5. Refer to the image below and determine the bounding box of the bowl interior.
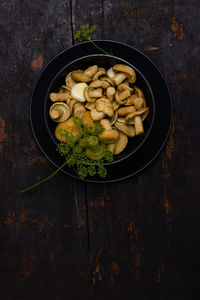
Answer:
[45,55,155,164]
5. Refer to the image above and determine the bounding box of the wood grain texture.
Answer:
[0,0,200,299]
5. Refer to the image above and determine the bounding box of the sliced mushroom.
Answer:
[93,69,106,81]
[55,117,81,142]
[50,92,71,102]
[133,97,144,110]
[59,85,71,93]
[71,83,88,102]
[125,107,149,135]
[65,71,78,89]
[84,65,98,77]
[82,111,94,127]
[49,102,71,122]
[108,143,116,154]
[134,86,146,106]
[113,72,127,86]
[115,121,135,137]
[113,64,136,83]
[106,87,116,101]
[88,88,103,98]
[100,77,114,86]
[117,82,133,93]
[84,86,96,103]
[115,89,131,105]
[114,132,128,155]
[85,102,96,110]
[113,101,120,111]
[96,98,114,117]
[125,94,138,106]
[107,67,117,80]
[118,106,136,116]
[71,71,92,83]
[89,80,104,88]
[110,111,118,125]
[91,108,105,121]
[99,129,119,143]
[100,119,112,131]
[73,102,86,119]
[68,99,77,112]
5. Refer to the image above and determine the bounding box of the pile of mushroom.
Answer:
[49,64,149,157]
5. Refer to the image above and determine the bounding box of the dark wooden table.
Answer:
[1,0,200,299]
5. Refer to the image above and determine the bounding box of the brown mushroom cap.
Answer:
[91,109,105,121]
[100,119,112,131]
[125,107,149,121]
[55,117,81,142]
[49,102,71,122]
[65,71,78,89]
[93,69,106,81]
[71,72,92,83]
[84,65,98,77]
[99,129,119,143]
[82,111,94,127]
[118,106,136,116]
[114,132,128,154]
[113,64,136,83]
[115,122,135,137]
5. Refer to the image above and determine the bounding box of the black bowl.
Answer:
[45,54,155,164]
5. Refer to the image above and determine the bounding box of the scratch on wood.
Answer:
[18,255,35,280]
[0,115,8,150]
[32,217,53,232]
[166,115,175,161]
[171,16,184,40]
[5,205,27,232]
[31,54,44,69]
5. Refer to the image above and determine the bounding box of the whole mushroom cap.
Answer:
[112,64,136,83]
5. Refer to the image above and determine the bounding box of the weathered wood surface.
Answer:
[0,0,200,299]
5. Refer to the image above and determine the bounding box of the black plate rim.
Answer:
[30,40,173,183]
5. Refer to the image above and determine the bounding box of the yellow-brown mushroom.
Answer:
[125,107,149,135]
[96,98,114,117]
[113,64,136,83]
[55,117,81,142]
[50,92,71,102]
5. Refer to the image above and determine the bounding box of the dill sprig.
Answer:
[20,117,113,192]
[74,24,111,55]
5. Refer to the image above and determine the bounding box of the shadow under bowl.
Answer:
[45,54,155,165]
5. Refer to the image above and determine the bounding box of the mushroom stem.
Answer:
[113,72,127,86]
[88,88,103,98]
[119,89,131,101]
[134,116,144,135]
[50,109,63,120]
[50,93,70,102]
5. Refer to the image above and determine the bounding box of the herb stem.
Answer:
[20,160,68,193]
[88,38,110,55]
